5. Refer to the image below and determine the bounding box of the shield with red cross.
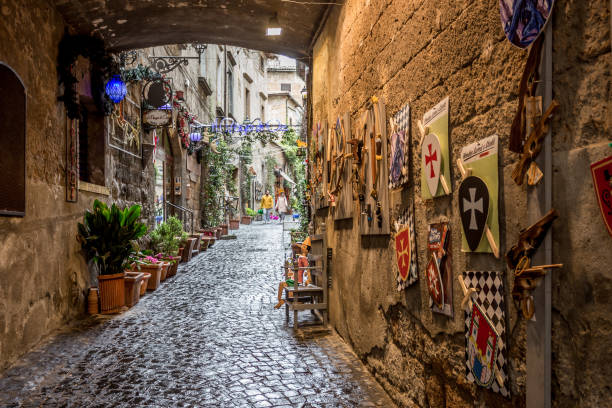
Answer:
[426,255,444,309]
[591,155,612,237]
[422,133,442,196]
[395,226,412,281]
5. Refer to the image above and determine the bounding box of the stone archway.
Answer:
[52,0,331,57]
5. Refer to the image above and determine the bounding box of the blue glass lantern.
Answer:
[105,75,127,103]
[189,132,202,142]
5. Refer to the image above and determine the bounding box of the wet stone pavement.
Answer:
[0,223,395,408]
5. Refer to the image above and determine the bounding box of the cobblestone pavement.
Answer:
[0,223,395,408]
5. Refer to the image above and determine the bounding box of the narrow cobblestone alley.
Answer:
[0,224,394,408]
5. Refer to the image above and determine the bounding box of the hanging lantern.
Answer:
[105,75,127,103]
[190,132,202,142]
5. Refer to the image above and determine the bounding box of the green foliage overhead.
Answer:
[77,200,147,276]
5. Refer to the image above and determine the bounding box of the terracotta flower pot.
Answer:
[124,272,144,308]
[98,272,126,314]
[200,238,209,251]
[178,247,185,263]
[220,224,228,236]
[229,219,240,230]
[166,259,178,277]
[160,262,170,281]
[138,263,162,290]
[140,273,151,296]
[241,216,252,225]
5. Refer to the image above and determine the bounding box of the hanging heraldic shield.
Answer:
[467,301,499,387]
[459,177,490,251]
[426,255,444,309]
[422,133,442,197]
[463,271,509,397]
[590,155,612,237]
[500,0,555,49]
[459,135,499,253]
[421,97,451,199]
[394,205,418,290]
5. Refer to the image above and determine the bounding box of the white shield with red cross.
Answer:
[422,133,442,196]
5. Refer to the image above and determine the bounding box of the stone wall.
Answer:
[311,0,611,407]
[0,0,105,372]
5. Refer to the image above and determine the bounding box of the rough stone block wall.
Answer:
[312,0,611,407]
[0,0,97,371]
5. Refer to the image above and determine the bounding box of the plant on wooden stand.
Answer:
[77,200,147,313]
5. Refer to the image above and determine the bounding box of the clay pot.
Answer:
[200,238,209,251]
[241,216,252,225]
[98,272,126,314]
[160,262,169,281]
[140,273,151,296]
[138,263,162,290]
[124,272,144,308]
[87,287,99,315]
[220,224,228,236]
[229,219,240,230]
[178,247,184,263]
[166,259,178,277]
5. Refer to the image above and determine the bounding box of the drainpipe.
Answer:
[526,21,553,408]
[285,97,288,126]
[224,45,227,116]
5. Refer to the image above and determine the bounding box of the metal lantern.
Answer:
[105,75,127,103]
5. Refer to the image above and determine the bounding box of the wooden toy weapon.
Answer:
[511,100,559,186]
[505,208,558,269]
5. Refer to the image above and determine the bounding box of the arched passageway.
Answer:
[53,0,331,57]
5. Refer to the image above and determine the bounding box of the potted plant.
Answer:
[135,255,163,290]
[77,200,147,314]
[242,208,255,225]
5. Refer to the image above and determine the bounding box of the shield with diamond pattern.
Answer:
[459,176,489,251]
[462,271,508,397]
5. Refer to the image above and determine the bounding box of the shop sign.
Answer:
[143,109,172,126]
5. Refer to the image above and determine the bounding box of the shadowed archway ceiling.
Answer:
[53,0,332,57]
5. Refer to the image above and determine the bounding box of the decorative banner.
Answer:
[394,205,418,290]
[389,102,410,189]
[425,256,444,309]
[500,0,555,49]
[421,97,451,199]
[459,135,500,253]
[428,223,453,316]
[422,133,442,197]
[459,176,490,251]
[590,155,612,237]
[463,271,509,397]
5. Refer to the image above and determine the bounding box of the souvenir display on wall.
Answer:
[393,204,418,291]
[420,97,451,199]
[457,135,500,257]
[66,118,79,202]
[590,155,612,237]
[500,0,555,49]
[332,113,354,220]
[511,100,559,185]
[506,209,562,319]
[461,271,509,397]
[313,121,329,210]
[389,102,410,189]
[427,223,453,316]
[359,96,390,236]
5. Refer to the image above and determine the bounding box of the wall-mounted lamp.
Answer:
[266,13,282,36]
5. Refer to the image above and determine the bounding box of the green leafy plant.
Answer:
[77,200,147,276]
[150,216,188,255]
[245,207,257,217]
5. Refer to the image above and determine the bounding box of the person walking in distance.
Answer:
[275,190,289,224]
[260,190,273,223]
